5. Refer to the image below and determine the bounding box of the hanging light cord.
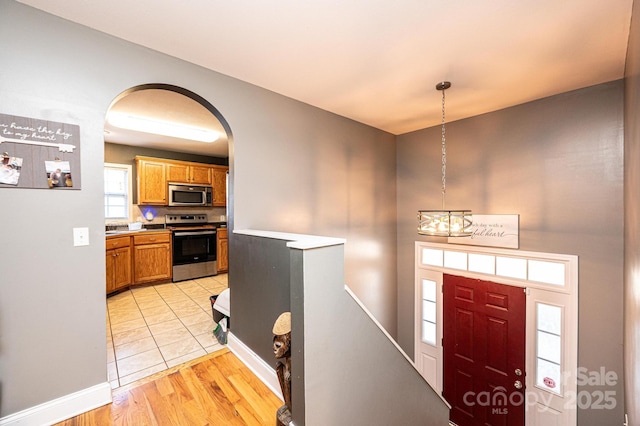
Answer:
[440,85,447,210]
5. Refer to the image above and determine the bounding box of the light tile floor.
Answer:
[106,274,228,389]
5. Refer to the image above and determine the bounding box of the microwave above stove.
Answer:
[168,183,212,207]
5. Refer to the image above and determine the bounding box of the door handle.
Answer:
[514,380,523,390]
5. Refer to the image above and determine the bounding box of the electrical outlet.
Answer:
[73,227,89,246]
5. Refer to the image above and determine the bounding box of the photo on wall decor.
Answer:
[45,160,73,188]
[0,155,23,185]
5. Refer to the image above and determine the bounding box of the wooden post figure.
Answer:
[273,312,292,426]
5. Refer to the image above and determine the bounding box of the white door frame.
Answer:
[414,241,578,426]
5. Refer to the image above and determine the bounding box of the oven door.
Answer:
[172,230,217,265]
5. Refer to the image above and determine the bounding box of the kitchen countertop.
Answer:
[105,223,226,237]
[105,229,171,237]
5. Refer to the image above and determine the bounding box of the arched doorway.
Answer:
[103,84,234,389]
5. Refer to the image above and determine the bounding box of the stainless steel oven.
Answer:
[166,214,217,282]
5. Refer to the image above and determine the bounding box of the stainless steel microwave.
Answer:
[168,183,212,207]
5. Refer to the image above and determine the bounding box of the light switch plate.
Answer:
[73,227,89,246]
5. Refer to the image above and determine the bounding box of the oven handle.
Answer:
[173,231,217,237]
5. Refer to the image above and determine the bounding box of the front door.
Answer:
[443,274,526,426]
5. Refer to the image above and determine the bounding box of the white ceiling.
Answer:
[18,0,633,139]
[105,88,230,157]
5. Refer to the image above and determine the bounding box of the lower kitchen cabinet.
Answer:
[106,236,132,294]
[133,232,172,284]
[217,227,228,273]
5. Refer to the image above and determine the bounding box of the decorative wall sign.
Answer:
[0,113,81,189]
[448,214,520,249]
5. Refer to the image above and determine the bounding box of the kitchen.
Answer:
[105,154,229,293]
[103,85,230,388]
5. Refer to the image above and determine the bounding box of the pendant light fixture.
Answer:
[417,81,473,237]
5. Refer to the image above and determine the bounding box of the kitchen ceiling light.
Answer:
[108,112,220,143]
[418,81,473,237]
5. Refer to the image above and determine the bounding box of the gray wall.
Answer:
[105,142,228,167]
[624,0,640,424]
[230,235,292,365]
[0,0,397,418]
[397,82,625,425]
[297,243,449,425]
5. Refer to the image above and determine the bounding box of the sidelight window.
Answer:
[536,302,563,395]
[421,279,437,346]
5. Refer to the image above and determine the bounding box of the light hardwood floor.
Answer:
[55,349,283,426]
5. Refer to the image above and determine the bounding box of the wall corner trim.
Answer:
[0,382,112,426]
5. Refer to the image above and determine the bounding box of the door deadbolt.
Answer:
[514,380,523,390]
[515,368,522,376]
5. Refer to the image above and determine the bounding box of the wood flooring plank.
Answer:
[234,398,268,426]
[142,380,190,426]
[165,370,196,405]
[180,365,236,425]
[123,386,159,426]
[154,374,175,397]
[193,358,241,404]
[180,399,214,426]
[190,361,247,425]
[227,372,278,424]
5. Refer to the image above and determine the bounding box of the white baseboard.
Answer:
[227,332,283,401]
[0,382,112,426]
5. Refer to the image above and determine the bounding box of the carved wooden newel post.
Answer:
[273,312,292,426]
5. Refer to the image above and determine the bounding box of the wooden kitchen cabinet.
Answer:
[133,232,172,284]
[217,227,228,273]
[212,166,228,206]
[136,157,167,205]
[136,156,226,205]
[166,162,190,183]
[106,236,132,294]
[190,164,213,185]
[167,161,212,185]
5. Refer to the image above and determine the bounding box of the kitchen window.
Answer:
[104,163,132,220]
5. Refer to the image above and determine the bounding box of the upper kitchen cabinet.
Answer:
[167,161,212,185]
[136,157,167,205]
[212,166,227,206]
[135,155,227,206]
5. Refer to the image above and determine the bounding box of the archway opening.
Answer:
[103,83,234,389]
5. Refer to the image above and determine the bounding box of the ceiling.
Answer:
[105,88,230,157]
[18,0,634,143]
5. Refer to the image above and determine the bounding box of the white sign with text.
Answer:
[448,214,519,249]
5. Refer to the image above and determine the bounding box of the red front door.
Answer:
[443,274,526,426]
